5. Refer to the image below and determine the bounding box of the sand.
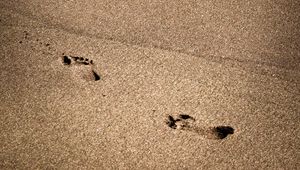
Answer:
[0,0,299,169]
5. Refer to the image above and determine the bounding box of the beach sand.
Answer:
[0,1,299,169]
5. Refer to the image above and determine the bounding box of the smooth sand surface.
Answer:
[1,1,299,169]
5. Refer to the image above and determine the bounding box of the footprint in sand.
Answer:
[165,114,234,140]
[61,54,100,82]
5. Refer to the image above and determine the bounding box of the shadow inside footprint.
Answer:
[211,126,235,139]
[166,115,177,129]
[92,70,101,81]
[178,114,195,120]
[63,56,71,65]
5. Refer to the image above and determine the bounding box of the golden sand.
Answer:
[0,1,299,169]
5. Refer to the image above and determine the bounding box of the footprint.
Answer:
[18,31,100,82]
[165,114,234,140]
[61,55,100,81]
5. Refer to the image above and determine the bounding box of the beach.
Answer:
[0,1,299,169]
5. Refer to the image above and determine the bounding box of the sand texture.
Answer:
[0,1,299,169]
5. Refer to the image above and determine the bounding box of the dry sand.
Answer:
[0,0,299,169]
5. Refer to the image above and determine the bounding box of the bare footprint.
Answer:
[61,55,100,82]
[165,114,234,140]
